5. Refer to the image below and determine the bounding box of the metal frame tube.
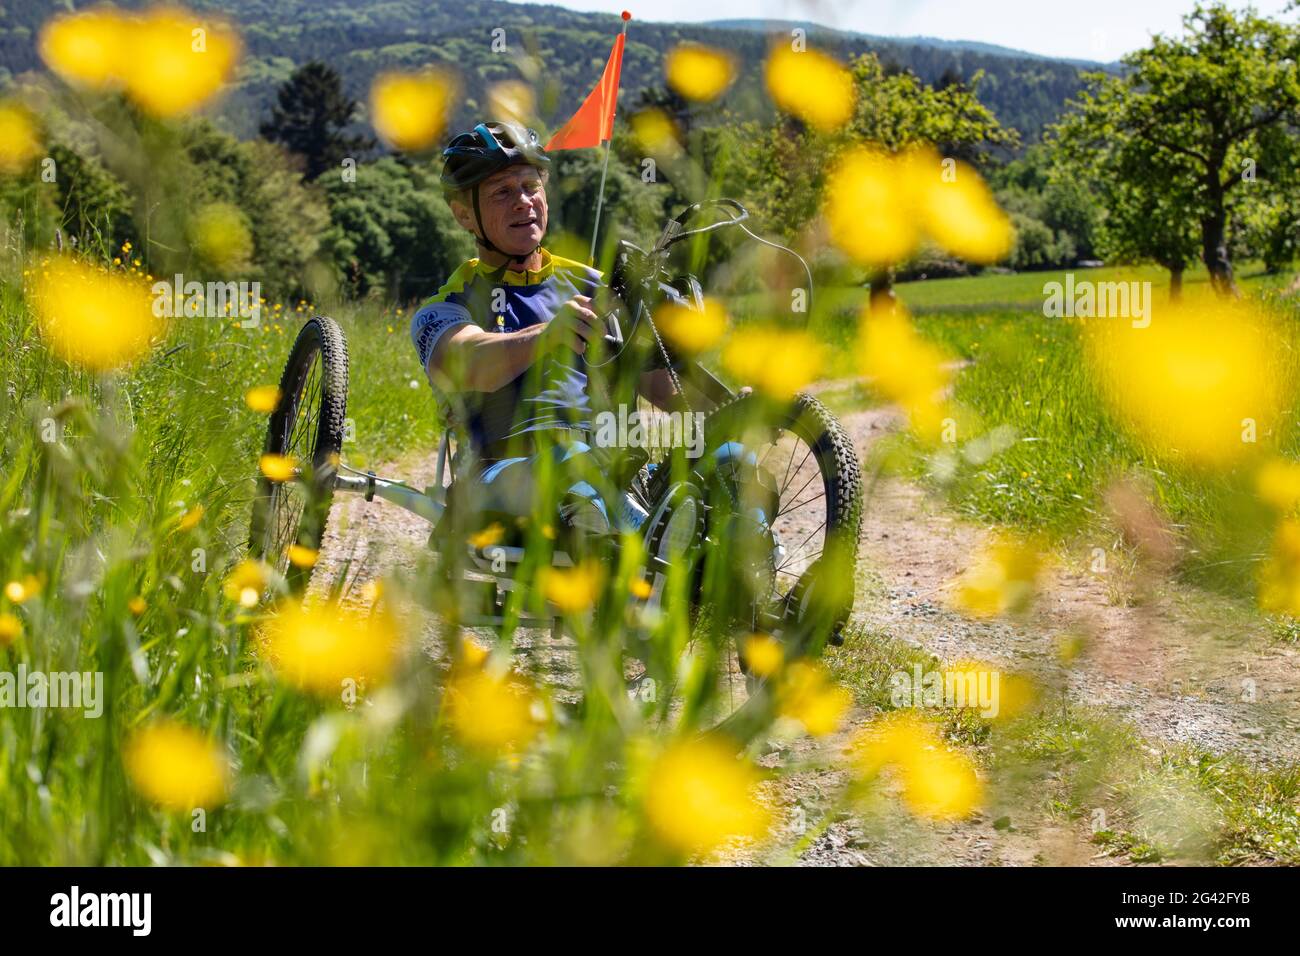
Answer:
[333,472,444,524]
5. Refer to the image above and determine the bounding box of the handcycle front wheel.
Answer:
[657,391,863,650]
[247,315,349,594]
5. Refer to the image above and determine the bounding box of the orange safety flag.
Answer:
[545,33,626,150]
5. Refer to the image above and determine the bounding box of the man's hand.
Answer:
[545,295,603,355]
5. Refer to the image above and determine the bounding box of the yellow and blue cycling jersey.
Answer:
[410,248,603,459]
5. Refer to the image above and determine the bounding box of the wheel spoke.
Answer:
[776,490,825,520]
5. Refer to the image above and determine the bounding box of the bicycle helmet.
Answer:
[441,121,550,191]
[442,122,551,265]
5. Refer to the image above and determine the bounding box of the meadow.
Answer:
[6,1,1300,869]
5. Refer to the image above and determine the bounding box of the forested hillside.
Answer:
[0,0,1103,143]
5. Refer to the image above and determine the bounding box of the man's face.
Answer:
[453,165,548,257]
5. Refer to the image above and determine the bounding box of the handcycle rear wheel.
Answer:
[247,316,349,595]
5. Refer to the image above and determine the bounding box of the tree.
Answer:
[322,157,475,301]
[1052,3,1300,294]
[847,54,1019,165]
[260,61,374,181]
[1096,165,1202,299]
[845,53,1019,299]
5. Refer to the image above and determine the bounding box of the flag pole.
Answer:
[589,12,631,266]
[589,139,613,265]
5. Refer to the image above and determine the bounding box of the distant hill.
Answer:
[1,0,1108,144]
[708,18,1116,68]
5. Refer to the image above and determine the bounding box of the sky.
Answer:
[513,0,1296,61]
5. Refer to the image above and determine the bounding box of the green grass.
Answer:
[873,266,1300,597]
[0,254,875,865]
[896,261,1297,313]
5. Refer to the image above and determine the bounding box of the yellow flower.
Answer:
[29,256,158,372]
[778,661,851,736]
[918,154,1013,263]
[122,8,241,118]
[629,108,682,157]
[951,535,1041,618]
[764,44,855,131]
[258,453,297,482]
[244,385,281,413]
[0,612,21,646]
[1258,518,1300,616]
[898,742,982,820]
[468,522,505,549]
[1086,298,1283,468]
[941,660,1036,721]
[850,712,980,820]
[655,297,727,353]
[222,558,270,608]
[1256,457,1300,512]
[858,303,953,440]
[261,600,401,695]
[458,640,490,669]
[665,43,736,102]
[486,80,535,127]
[722,328,824,399]
[825,145,1010,268]
[369,69,455,152]
[38,9,126,91]
[629,577,653,600]
[643,737,771,855]
[177,504,205,531]
[124,721,229,810]
[741,634,784,678]
[444,669,541,753]
[190,202,251,270]
[127,595,148,616]
[542,561,604,613]
[286,544,318,568]
[824,147,920,268]
[0,101,42,174]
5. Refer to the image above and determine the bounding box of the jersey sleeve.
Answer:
[411,300,474,369]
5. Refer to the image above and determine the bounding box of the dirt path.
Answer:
[310,391,1300,865]
[840,405,1300,768]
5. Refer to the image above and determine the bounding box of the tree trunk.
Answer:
[1169,264,1184,302]
[1200,174,1238,296]
[869,269,897,314]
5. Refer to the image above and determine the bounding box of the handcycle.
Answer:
[247,200,863,725]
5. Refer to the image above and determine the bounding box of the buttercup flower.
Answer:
[125,721,229,810]
[765,44,855,131]
[643,737,771,855]
[666,43,737,102]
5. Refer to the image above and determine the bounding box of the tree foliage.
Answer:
[1051,2,1300,293]
[260,61,375,181]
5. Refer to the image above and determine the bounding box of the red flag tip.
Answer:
[622,10,632,20]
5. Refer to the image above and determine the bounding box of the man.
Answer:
[411,121,675,534]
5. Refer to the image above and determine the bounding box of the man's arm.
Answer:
[426,295,604,394]
[427,322,545,393]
